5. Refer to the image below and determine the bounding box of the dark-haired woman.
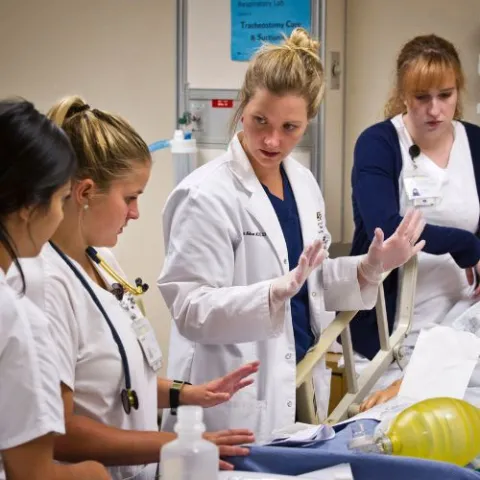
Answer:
[0,99,109,479]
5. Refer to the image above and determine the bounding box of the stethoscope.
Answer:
[49,241,149,415]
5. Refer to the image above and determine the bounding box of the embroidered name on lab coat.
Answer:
[316,211,330,247]
[243,231,267,237]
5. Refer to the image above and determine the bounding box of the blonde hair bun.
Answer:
[285,27,320,57]
[230,27,325,132]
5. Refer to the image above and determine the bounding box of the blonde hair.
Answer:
[47,95,150,190]
[231,27,325,132]
[385,34,465,119]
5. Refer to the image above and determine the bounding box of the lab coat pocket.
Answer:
[312,363,332,422]
[209,399,267,442]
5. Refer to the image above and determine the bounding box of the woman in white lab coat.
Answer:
[0,99,108,479]
[10,95,258,479]
[157,28,426,441]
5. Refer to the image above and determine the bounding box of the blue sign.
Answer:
[231,0,311,62]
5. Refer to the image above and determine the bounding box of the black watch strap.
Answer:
[169,380,192,415]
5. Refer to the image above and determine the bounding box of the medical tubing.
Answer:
[49,241,133,390]
[148,139,170,153]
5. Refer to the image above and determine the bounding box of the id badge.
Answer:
[403,175,440,205]
[413,197,436,207]
[132,317,163,372]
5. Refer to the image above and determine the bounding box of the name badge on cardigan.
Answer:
[403,175,441,207]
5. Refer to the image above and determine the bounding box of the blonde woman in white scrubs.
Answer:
[0,99,109,479]
[10,96,257,479]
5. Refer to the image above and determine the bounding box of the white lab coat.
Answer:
[0,269,64,480]
[158,134,378,441]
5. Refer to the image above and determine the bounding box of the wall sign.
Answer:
[231,0,311,61]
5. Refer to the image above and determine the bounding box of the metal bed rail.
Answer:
[296,255,418,425]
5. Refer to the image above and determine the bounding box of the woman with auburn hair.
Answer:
[349,34,480,410]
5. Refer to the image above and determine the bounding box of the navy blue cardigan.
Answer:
[349,119,480,360]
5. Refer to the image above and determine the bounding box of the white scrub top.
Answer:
[0,269,64,480]
[10,244,159,480]
[396,114,479,339]
[356,114,480,391]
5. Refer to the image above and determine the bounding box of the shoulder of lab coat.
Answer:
[158,142,285,345]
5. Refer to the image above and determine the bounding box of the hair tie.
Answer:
[67,104,90,118]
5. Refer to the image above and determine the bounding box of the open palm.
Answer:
[189,361,260,408]
[368,209,426,271]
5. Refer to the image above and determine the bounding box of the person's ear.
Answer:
[17,205,34,223]
[73,178,96,210]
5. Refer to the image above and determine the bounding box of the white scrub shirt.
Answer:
[0,269,64,480]
[10,244,159,480]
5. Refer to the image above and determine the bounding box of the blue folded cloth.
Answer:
[228,420,480,480]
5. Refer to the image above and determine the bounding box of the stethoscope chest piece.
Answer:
[121,388,139,414]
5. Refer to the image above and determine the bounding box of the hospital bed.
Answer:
[228,255,480,479]
[296,255,419,425]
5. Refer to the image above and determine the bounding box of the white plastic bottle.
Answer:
[170,129,197,185]
[160,406,219,480]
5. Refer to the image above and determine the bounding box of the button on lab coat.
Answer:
[158,135,377,440]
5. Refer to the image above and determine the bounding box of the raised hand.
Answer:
[359,209,426,284]
[270,239,328,311]
[181,362,260,408]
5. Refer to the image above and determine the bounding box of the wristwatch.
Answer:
[169,380,192,415]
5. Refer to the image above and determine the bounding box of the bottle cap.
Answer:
[170,129,197,154]
[175,406,206,433]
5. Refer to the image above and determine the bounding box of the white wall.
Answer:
[0,0,176,375]
[343,0,480,242]
[323,0,346,243]
[188,0,246,89]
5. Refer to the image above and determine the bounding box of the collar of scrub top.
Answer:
[49,241,139,415]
